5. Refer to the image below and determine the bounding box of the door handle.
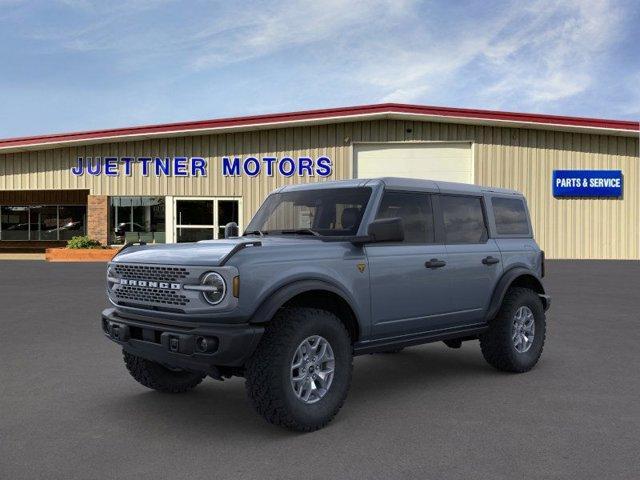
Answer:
[425,258,446,268]
[482,256,500,265]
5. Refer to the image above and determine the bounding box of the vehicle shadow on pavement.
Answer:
[95,344,494,438]
[349,345,494,398]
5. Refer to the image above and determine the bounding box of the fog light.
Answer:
[196,336,208,352]
[195,336,219,353]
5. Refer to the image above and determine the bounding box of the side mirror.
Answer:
[224,222,239,239]
[366,217,404,243]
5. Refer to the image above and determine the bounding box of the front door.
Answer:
[365,191,452,338]
[174,197,241,243]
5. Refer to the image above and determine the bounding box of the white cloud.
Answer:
[480,0,623,107]
[347,0,625,109]
[9,0,633,117]
[189,0,414,69]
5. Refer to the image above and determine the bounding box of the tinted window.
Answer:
[492,197,530,235]
[376,191,434,243]
[441,195,487,244]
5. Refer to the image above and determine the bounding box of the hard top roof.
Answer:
[278,177,521,196]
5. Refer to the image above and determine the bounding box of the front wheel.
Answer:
[123,350,206,393]
[245,308,353,432]
[479,287,546,373]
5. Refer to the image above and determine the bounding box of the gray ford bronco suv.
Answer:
[102,178,550,431]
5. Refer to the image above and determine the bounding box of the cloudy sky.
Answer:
[1,0,638,137]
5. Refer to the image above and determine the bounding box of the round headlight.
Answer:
[201,272,226,305]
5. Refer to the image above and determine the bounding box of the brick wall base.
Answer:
[87,195,109,246]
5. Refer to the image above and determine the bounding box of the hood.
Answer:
[111,236,324,266]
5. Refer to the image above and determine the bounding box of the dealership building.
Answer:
[0,103,638,259]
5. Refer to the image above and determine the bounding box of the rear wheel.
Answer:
[479,287,546,373]
[123,350,205,393]
[245,308,353,432]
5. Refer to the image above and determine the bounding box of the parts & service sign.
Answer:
[552,170,623,198]
[71,156,333,178]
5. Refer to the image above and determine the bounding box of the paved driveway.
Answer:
[1,260,638,479]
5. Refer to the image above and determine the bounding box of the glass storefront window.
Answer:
[176,227,215,243]
[110,197,165,244]
[176,200,213,225]
[1,206,31,240]
[30,206,58,240]
[0,205,86,241]
[58,206,87,240]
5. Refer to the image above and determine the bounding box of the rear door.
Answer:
[365,190,452,338]
[439,194,503,325]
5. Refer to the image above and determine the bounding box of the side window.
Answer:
[375,191,435,243]
[492,197,530,235]
[441,195,487,244]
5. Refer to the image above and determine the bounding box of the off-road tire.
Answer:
[245,308,353,432]
[479,287,546,373]
[123,350,206,393]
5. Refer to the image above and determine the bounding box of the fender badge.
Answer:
[357,263,366,273]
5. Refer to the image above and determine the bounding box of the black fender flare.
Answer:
[249,279,362,331]
[485,267,547,321]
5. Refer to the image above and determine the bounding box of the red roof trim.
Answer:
[1,103,637,149]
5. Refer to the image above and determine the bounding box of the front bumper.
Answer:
[101,308,263,371]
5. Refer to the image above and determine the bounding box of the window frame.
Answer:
[373,190,441,245]
[438,193,490,245]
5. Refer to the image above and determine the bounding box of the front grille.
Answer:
[115,285,190,307]
[114,264,190,282]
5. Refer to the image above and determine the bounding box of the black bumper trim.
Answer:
[102,308,263,370]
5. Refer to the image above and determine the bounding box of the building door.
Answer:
[354,142,473,183]
[173,197,241,243]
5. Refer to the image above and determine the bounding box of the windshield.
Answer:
[246,187,372,237]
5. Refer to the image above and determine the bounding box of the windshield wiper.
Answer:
[279,228,321,236]
[243,230,266,237]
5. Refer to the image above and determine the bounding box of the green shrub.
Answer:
[66,235,103,249]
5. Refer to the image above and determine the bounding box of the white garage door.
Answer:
[354,142,473,183]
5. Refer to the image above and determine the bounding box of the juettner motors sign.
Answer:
[552,170,623,197]
[71,156,333,177]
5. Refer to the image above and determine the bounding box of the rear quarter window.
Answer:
[491,197,530,235]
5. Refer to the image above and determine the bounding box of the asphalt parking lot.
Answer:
[1,260,639,480]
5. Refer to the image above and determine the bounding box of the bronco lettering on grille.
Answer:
[119,279,181,290]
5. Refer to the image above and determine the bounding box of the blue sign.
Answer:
[552,170,623,198]
[70,156,333,178]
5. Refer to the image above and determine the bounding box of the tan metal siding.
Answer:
[0,120,637,259]
[473,127,638,260]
